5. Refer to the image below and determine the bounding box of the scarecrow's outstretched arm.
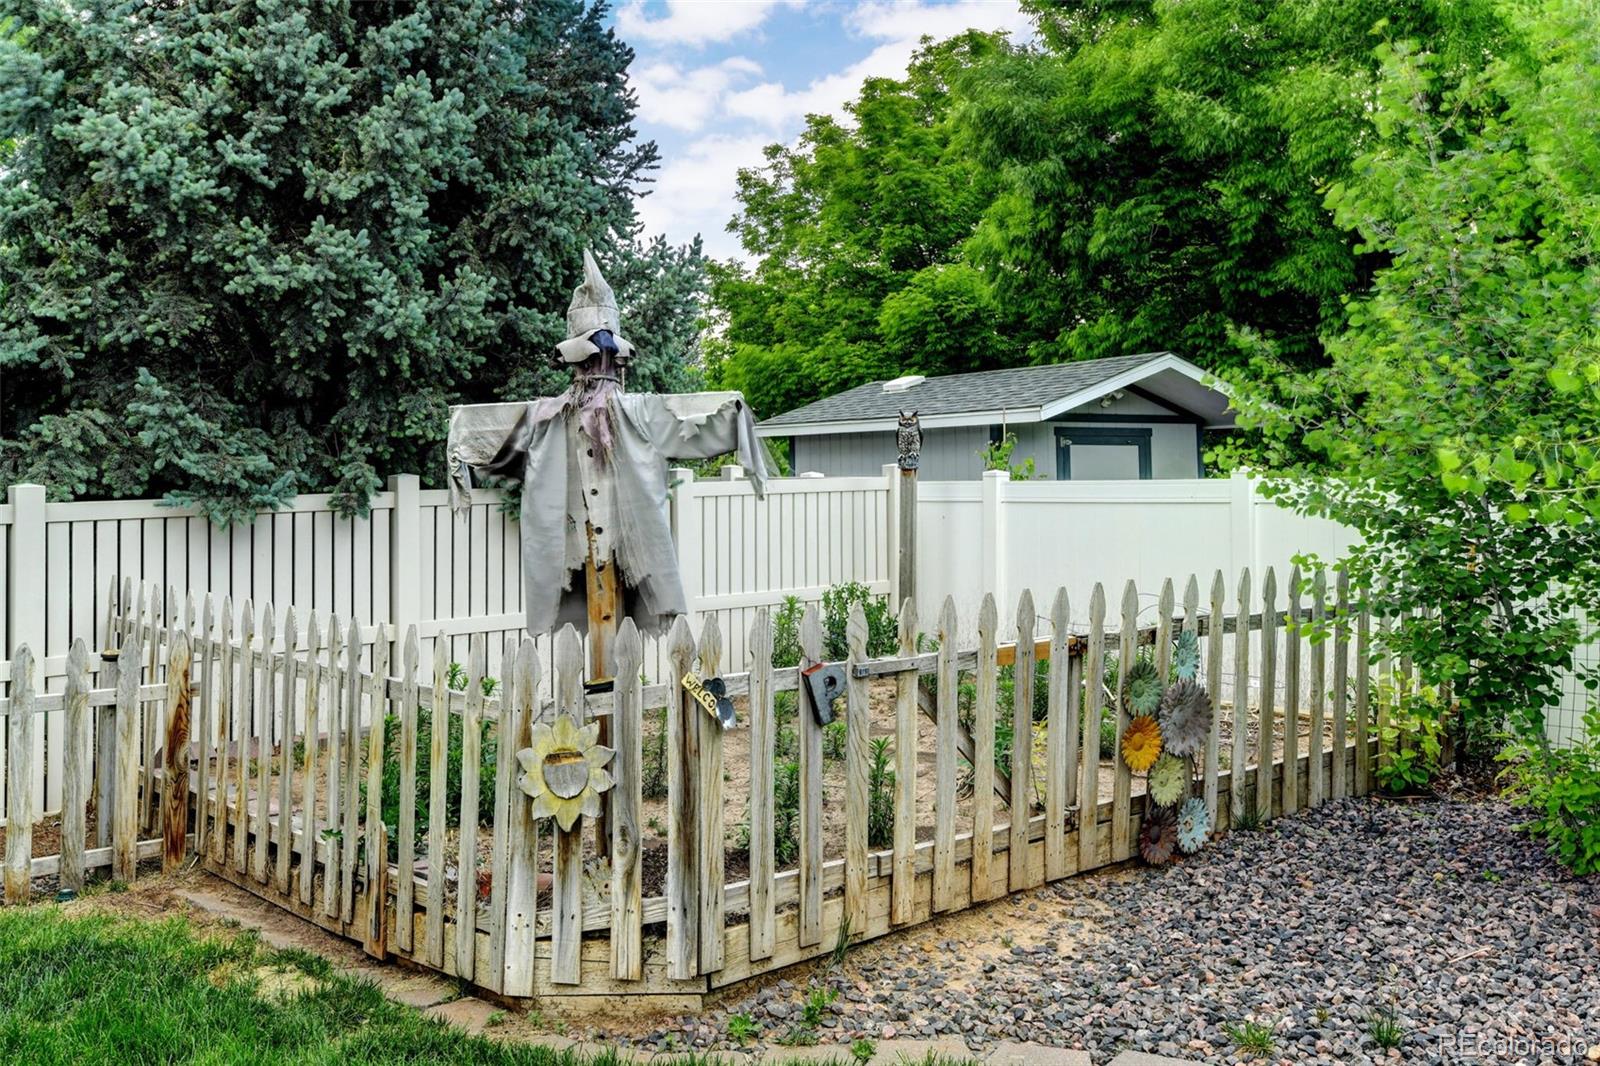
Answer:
[446,401,532,512]
[636,392,770,498]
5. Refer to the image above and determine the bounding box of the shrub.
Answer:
[368,702,497,860]
[1499,706,1600,875]
[821,581,898,660]
[1376,694,1444,794]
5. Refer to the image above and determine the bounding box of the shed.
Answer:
[755,352,1237,480]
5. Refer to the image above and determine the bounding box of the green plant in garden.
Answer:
[867,737,896,849]
[1376,700,1445,795]
[829,917,852,968]
[800,985,838,1028]
[1499,706,1600,874]
[366,705,497,857]
[1223,1019,1275,1058]
[1368,1008,1406,1051]
[821,582,898,661]
[823,720,848,761]
[772,760,802,866]
[851,1038,877,1064]
[773,595,804,669]
[1230,801,1263,833]
[446,662,500,699]
[725,1012,759,1046]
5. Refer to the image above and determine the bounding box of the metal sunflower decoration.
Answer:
[1121,714,1163,773]
[516,714,615,831]
[1147,753,1188,808]
[1176,796,1211,854]
[1158,679,1212,759]
[1126,658,1162,715]
[1172,630,1200,681]
[1139,804,1179,865]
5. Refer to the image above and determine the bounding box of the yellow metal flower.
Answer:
[1121,714,1163,773]
[516,714,615,832]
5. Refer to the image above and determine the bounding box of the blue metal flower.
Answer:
[1176,796,1211,854]
[1172,630,1200,681]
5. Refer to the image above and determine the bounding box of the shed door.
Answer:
[1055,427,1153,480]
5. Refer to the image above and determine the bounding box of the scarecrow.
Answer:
[447,251,769,661]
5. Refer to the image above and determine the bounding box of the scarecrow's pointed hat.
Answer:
[555,249,634,365]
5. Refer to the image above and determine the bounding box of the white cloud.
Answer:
[847,0,1033,43]
[724,40,906,129]
[616,0,791,47]
[632,56,763,133]
[723,1,1033,130]
[634,133,775,261]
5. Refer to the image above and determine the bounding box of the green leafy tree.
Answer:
[960,0,1506,374]
[1231,4,1600,795]
[0,0,706,521]
[709,31,1010,418]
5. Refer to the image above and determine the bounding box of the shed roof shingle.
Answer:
[757,352,1174,429]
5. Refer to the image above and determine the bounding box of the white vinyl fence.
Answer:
[914,471,1361,640]
[0,467,1590,815]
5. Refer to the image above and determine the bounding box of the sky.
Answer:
[611,0,1034,262]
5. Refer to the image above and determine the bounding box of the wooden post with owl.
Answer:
[896,410,920,609]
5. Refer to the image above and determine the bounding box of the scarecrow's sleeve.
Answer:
[445,402,533,513]
[640,392,770,499]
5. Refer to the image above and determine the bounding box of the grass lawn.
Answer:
[0,903,977,1065]
[0,905,665,1065]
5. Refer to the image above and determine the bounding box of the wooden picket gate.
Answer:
[0,567,1396,1003]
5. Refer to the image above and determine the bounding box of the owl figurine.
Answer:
[896,410,922,471]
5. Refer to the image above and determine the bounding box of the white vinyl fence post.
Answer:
[1230,470,1256,578]
[7,484,47,814]
[981,469,1010,616]
[389,474,421,646]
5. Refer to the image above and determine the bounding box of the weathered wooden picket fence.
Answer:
[0,566,1396,1003]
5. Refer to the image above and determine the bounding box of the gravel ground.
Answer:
[602,795,1599,1064]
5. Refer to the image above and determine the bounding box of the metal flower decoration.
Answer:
[1126,658,1162,715]
[1147,753,1188,808]
[1176,796,1211,854]
[516,714,615,832]
[1139,804,1178,865]
[1172,630,1200,681]
[1121,714,1163,773]
[1158,679,1213,759]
